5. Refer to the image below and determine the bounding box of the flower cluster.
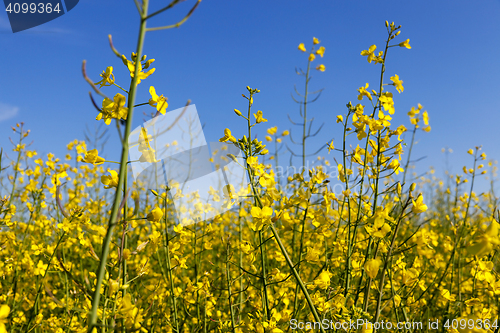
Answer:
[298,37,326,71]
[0,22,497,333]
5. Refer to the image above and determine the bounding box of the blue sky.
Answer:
[1,0,500,193]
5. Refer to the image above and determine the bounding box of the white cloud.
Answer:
[0,102,19,122]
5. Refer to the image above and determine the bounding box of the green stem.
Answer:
[87,1,149,331]
[258,229,271,321]
[2,127,24,221]
[401,124,417,190]
[302,59,311,168]
[269,224,325,333]
[226,242,236,333]
[292,199,310,318]
[348,30,392,305]
[243,89,324,333]
[373,200,410,324]
[164,196,180,333]
[238,202,244,325]
[27,231,67,330]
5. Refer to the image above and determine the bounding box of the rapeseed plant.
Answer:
[1,7,500,333]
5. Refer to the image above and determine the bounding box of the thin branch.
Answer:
[309,88,324,96]
[229,261,261,279]
[56,251,93,301]
[293,85,305,98]
[56,183,69,218]
[290,93,302,104]
[107,34,123,58]
[308,89,324,102]
[309,122,325,138]
[151,99,191,139]
[146,0,201,32]
[144,0,184,20]
[88,92,102,113]
[306,117,315,136]
[115,188,131,223]
[287,132,301,145]
[309,143,328,156]
[295,67,304,76]
[133,0,142,14]
[287,114,303,126]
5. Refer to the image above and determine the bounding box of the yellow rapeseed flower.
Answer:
[251,206,272,220]
[379,92,395,114]
[253,110,268,123]
[82,149,105,165]
[388,159,404,175]
[101,169,119,189]
[95,66,115,88]
[364,259,381,279]
[327,140,334,153]
[315,46,325,57]
[97,93,128,125]
[219,128,237,143]
[399,39,411,49]
[138,127,158,163]
[148,86,168,115]
[0,304,10,333]
[365,208,392,238]
[412,194,428,214]
[267,126,278,135]
[147,206,163,222]
[250,206,272,231]
[422,111,429,125]
[467,221,499,257]
[121,53,156,85]
[357,83,372,101]
[361,45,377,63]
[390,74,404,93]
[314,270,331,290]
